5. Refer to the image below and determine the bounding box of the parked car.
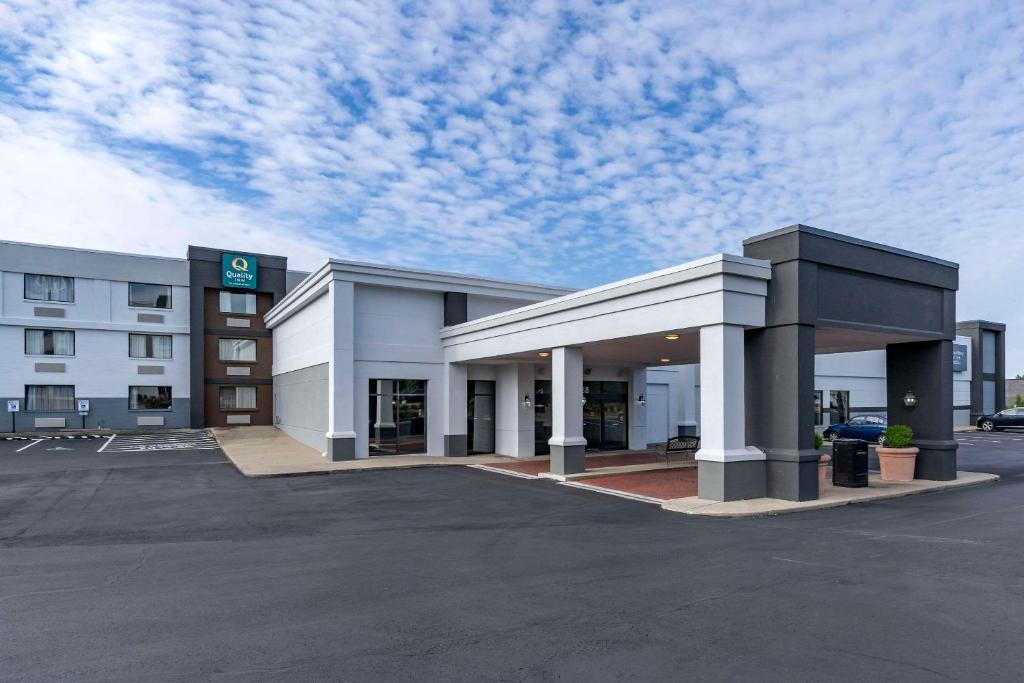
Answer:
[823,415,888,444]
[977,408,1024,431]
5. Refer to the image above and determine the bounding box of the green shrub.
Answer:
[883,424,914,448]
[814,433,824,450]
[1014,394,1024,408]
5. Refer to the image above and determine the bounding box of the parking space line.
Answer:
[15,439,44,453]
[97,434,117,453]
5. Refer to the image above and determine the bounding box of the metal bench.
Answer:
[663,435,700,465]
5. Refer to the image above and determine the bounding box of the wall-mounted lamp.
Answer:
[903,390,918,409]
[522,394,532,408]
[581,397,587,406]
[636,394,645,406]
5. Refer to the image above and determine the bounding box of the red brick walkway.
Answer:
[582,468,699,501]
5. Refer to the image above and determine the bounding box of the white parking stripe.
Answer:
[103,430,220,452]
[15,439,44,453]
[97,434,117,452]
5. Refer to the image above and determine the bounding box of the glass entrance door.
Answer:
[467,380,495,454]
[368,379,427,455]
[583,381,628,451]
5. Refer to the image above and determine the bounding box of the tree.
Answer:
[1016,373,1024,380]
[1015,394,1024,408]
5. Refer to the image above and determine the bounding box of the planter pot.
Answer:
[876,446,919,482]
[818,454,832,491]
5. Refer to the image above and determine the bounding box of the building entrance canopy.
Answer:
[440,254,772,478]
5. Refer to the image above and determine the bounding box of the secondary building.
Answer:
[0,241,305,430]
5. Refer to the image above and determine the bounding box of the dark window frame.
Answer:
[128,333,173,360]
[24,384,76,412]
[24,273,75,303]
[128,385,173,411]
[218,385,258,412]
[128,282,173,310]
[24,328,76,357]
[218,291,258,316]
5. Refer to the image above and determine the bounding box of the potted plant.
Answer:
[815,433,831,490]
[877,424,917,481]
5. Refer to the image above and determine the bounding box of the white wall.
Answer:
[467,294,536,321]
[0,327,190,398]
[354,285,444,363]
[272,292,331,376]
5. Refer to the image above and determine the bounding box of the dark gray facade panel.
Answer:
[886,340,957,480]
[957,320,1006,422]
[444,434,468,457]
[765,459,820,501]
[33,362,65,372]
[33,307,65,318]
[137,365,165,375]
[744,224,959,290]
[326,437,356,461]
[136,313,165,324]
[272,364,328,453]
[443,291,469,326]
[1,397,190,431]
[697,460,767,501]
[549,444,585,475]
[816,267,944,335]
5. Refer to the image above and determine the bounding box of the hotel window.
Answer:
[219,291,257,315]
[218,338,256,362]
[129,386,173,410]
[24,274,74,303]
[25,385,75,411]
[25,329,75,356]
[129,282,172,309]
[220,386,257,410]
[129,334,172,359]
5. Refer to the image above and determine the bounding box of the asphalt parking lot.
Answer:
[1,431,1023,681]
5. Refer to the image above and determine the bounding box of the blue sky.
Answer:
[1,1,1022,371]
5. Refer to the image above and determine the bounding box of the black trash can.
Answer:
[832,439,869,488]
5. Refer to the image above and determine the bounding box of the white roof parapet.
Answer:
[264,257,576,328]
[440,253,771,339]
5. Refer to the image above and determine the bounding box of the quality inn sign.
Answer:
[222,253,258,289]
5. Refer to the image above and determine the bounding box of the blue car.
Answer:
[823,415,888,445]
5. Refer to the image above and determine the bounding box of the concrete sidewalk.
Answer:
[211,426,512,477]
[662,470,999,517]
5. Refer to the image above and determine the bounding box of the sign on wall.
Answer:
[221,253,258,290]
[953,343,968,373]
[77,399,90,415]
[7,400,19,412]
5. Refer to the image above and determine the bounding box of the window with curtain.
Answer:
[219,291,257,314]
[129,283,172,309]
[25,329,75,356]
[218,338,256,362]
[129,334,172,359]
[24,274,74,302]
[25,385,75,411]
[129,386,172,410]
[219,386,257,410]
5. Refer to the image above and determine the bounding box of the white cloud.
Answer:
[0,0,1022,369]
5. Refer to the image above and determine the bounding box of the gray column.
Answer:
[443,362,468,456]
[886,340,957,480]
[548,347,586,475]
[326,279,356,461]
[745,323,819,501]
[696,324,766,501]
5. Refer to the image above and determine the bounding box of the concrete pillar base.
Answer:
[443,434,469,457]
[914,440,958,480]
[765,452,820,501]
[698,460,766,501]
[325,435,356,461]
[549,444,586,475]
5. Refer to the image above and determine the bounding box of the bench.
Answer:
[662,435,700,465]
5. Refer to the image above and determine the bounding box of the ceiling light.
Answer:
[664,334,680,341]
[538,351,550,358]
[660,358,671,363]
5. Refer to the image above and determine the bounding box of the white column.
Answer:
[495,363,535,457]
[628,366,647,450]
[326,279,357,460]
[443,362,468,456]
[695,324,763,462]
[549,347,586,449]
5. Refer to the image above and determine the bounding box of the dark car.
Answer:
[823,415,888,444]
[977,408,1024,431]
